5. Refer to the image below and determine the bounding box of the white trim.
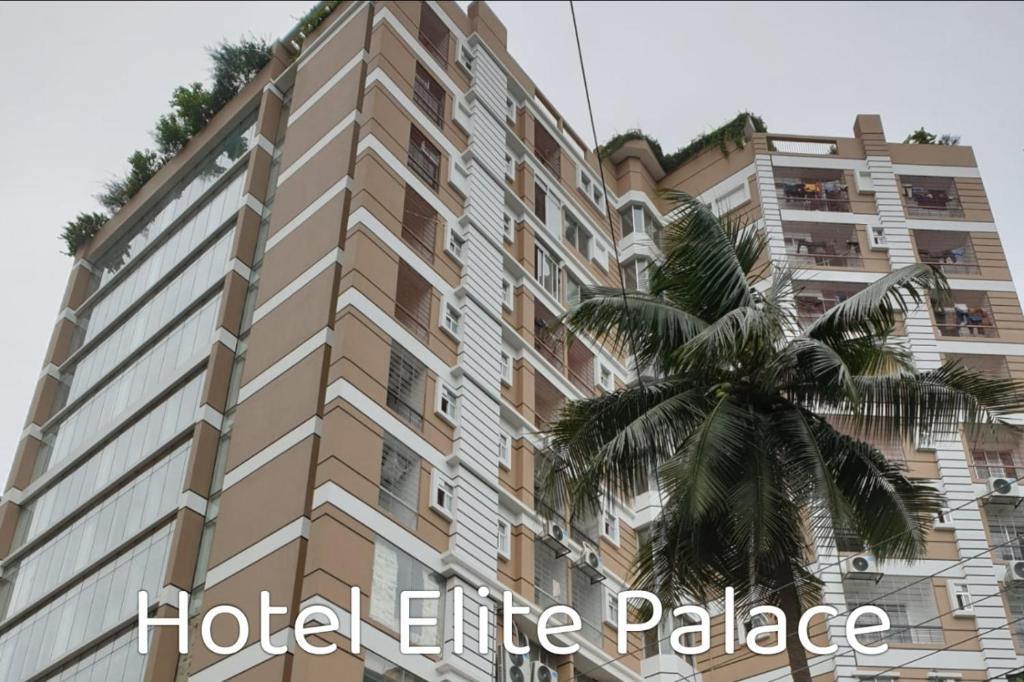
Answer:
[223,416,322,490]
[254,134,275,156]
[289,50,367,124]
[277,110,360,186]
[204,517,310,588]
[227,258,252,281]
[346,207,452,294]
[356,134,458,224]
[945,278,1016,292]
[180,490,208,516]
[265,177,350,252]
[214,328,239,352]
[892,163,981,178]
[371,8,463,98]
[237,328,334,403]
[312,481,444,572]
[197,405,224,431]
[242,193,266,217]
[934,340,1024,356]
[907,219,997,232]
[187,628,295,682]
[771,155,868,171]
[251,247,344,324]
[39,363,61,381]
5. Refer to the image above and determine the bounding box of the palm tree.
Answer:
[538,193,1024,681]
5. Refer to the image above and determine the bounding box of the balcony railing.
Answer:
[418,31,448,67]
[776,182,850,212]
[904,190,964,218]
[395,301,430,344]
[401,217,438,265]
[407,146,440,190]
[568,366,594,395]
[386,389,424,429]
[536,147,561,177]
[412,79,444,126]
[862,624,945,646]
[934,307,998,338]
[787,251,864,270]
[919,255,980,276]
[535,335,565,371]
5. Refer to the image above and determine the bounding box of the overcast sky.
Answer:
[1,1,1021,482]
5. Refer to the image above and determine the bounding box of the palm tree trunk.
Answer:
[777,561,813,682]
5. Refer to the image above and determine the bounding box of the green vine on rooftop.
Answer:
[59,1,346,257]
[903,127,960,146]
[599,112,767,174]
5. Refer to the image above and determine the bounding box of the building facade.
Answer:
[1,2,1023,681]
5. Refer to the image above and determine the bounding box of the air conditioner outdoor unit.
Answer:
[531,661,558,682]
[987,477,1019,501]
[844,554,881,579]
[1006,561,1024,584]
[541,520,570,556]
[573,544,605,582]
[502,648,529,682]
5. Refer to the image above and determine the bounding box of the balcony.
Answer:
[417,5,450,67]
[844,575,943,647]
[401,186,439,265]
[795,282,865,330]
[534,373,564,432]
[900,176,964,219]
[567,337,595,395]
[932,291,997,338]
[407,127,441,190]
[985,504,1024,562]
[534,122,561,178]
[784,222,864,270]
[412,64,445,127]
[776,169,850,212]
[946,353,1011,379]
[914,229,979,276]
[969,426,1024,481]
[534,302,565,371]
[395,261,431,344]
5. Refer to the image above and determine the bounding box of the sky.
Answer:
[0,1,1022,482]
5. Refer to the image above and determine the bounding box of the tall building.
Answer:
[1,2,1022,681]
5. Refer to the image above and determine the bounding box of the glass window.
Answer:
[0,524,175,681]
[363,650,428,682]
[497,519,511,559]
[564,212,591,257]
[534,243,561,299]
[387,342,426,428]
[14,375,201,549]
[379,436,419,529]
[498,432,512,469]
[369,538,444,647]
[438,385,457,421]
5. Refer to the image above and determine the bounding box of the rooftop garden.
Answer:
[903,127,960,146]
[60,0,342,257]
[599,112,767,175]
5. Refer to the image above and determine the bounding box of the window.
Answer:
[534,243,561,299]
[714,183,748,214]
[605,590,618,626]
[621,204,656,237]
[497,518,512,559]
[502,278,514,310]
[363,651,429,682]
[602,506,620,545]
[622,258,650,291]
[500,351,513,385]
[446,228,465,260]
[417,4,450,67]
[580,172,602,206]
[950,582,974,614]
[505,154,515,181]
[431,472,454,517]
[408,126,441,190]
[498,432,512,469]
[534,181,547,223]
[438,384,458,423]
[412,64,445,126]
[442,304,461,338]
[370,538,444,646]
[503,211,514,241]
[401,186,438,264]
[599,364,613,392]
[565,274,582,306]
[564,212,592,257]
[505,96,517,123]
[457,43,474,72]
[387,342,426,428]
[379,435,419,529]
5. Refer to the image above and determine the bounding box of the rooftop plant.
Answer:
[903,127,960,146]
[600,112,767,175]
